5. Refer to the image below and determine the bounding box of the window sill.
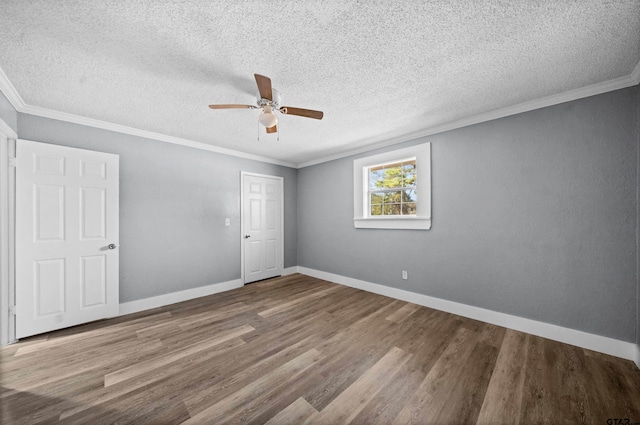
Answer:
[353,216,431,230]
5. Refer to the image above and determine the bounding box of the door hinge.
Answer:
[8,305,16,315]
[8,157,16,167]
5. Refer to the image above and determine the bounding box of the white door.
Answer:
[241,172,283,284]
[15,140,119,338]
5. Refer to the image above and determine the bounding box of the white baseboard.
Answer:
[118,268,297,318]
[119,279,243,316]
[114,267,637,365]
[296,266,637,362]
[282,267,298,276]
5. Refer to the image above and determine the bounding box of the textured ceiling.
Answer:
[0,1,638,166]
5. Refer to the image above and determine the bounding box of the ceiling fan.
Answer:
[208,74,324,135]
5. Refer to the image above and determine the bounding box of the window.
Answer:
[368,159,416,216]
[353,142,431,229]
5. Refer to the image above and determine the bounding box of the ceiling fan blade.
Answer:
[208,104,257,109]
[266,125,277,134]
[254,74,273,101]
[281,106,324,120]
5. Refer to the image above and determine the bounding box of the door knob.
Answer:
[108,244,117,249]
[244,235,250,239]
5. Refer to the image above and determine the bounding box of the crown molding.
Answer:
[0,66,26,110]
[296,60,640,168]
[0,66,295,168]
[1,61,638,170]
[19,104,296,167]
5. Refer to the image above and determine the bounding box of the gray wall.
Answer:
[8,85,640,346]
[18,114,297,303]
[0,90,17,133]
[298,86,638,342]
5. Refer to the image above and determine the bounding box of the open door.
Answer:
[15,140,119,338]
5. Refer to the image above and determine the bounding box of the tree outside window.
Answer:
[368,159,416,216]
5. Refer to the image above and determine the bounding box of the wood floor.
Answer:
[1,274,639,424]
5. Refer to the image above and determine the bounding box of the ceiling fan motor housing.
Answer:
[258,88,282,110]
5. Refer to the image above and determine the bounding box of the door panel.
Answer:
[35,185,65,241]
[248,240,262,273]
[81,255,106,308]
[265,199,276,229]
[265,239,276,270]
[80,159,107,179]
[34,153,65,175]
[35,258,65,316]
[242,173,283,284]
[250,199,261,230]
[16,139,119,338]
[80,187,106,239]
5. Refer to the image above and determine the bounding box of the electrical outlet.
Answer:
[402,270,408,280]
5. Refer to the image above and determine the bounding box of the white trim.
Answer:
[0,66,26,110]
[240,171,285,284]
[0,122,16,346]
[297,266,637,361]
[6,138,15,344]
[0,66,294,168]
[20,104,295,168]
[635,344,640,369]
[2,61,640,170]
[0,124,10,345]
[297,62,640,168]
[119,279,243,316]
[0,119,17,140]
[282,266,298,276]
[353,217,431,230]
[353,143,431,230]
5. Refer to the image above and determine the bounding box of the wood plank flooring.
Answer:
[1,273,639,424]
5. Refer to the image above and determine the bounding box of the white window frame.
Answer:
[353,142,431,230]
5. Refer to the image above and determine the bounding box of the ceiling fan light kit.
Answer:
[208,74,324,141]
[258,105,278,128]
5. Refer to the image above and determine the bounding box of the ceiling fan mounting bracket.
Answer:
[257,88,282,111]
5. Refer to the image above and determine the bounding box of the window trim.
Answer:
[353,142,431,230]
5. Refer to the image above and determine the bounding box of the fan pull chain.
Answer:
[256,122,279,142]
